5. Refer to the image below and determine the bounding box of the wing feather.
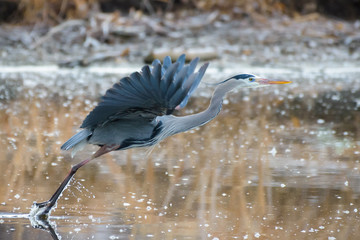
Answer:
[81,55,209,129]
[166,65,188,99]
[161,62,179,100]
[175,54,186,73]
[178,63,209,108]
[163,56,172,72]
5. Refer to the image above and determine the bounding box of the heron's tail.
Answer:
[61,129,92,157]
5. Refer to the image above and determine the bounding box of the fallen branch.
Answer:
[30,20,86,49]
[58,48,130,68]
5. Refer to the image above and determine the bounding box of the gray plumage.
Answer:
[60,54,270,156]
[61,129,92,151]
[61,54,210,154]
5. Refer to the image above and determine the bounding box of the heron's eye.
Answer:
[249,77,255,82]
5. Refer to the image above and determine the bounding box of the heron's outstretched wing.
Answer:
[81,54,209,129]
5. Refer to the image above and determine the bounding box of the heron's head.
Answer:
[229,74,291,88]
[212,73,291,94]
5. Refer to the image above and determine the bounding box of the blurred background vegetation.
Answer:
[1,0,360,24]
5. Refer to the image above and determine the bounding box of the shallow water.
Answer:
[0,63,360,239]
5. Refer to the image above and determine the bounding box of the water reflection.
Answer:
[0,70,360,239]
[29,217,60,240]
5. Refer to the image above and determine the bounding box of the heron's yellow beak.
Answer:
[255,78,292,85]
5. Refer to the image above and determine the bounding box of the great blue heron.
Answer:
[31,54,290,217]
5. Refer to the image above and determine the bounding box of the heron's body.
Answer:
[61,54,209,153]
[90,118,158,148]
[31,54,290,218]
[74,102,222,152]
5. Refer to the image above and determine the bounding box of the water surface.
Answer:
[0,64,359,239]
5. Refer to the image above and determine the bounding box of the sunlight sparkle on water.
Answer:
[1,60,360,239]
[269,147,277,157]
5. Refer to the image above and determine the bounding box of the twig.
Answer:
[30,19,85,49]
[58,48,130,68]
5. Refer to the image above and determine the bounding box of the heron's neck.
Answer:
[168,83,235,135]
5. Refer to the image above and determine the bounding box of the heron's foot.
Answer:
[29,207,60,240]
[29,201,52,220]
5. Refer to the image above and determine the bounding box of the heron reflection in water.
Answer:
[31,54,291,218]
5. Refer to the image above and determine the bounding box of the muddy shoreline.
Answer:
[0,13,359,67]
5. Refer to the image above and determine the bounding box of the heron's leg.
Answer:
[34,144,120,216]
